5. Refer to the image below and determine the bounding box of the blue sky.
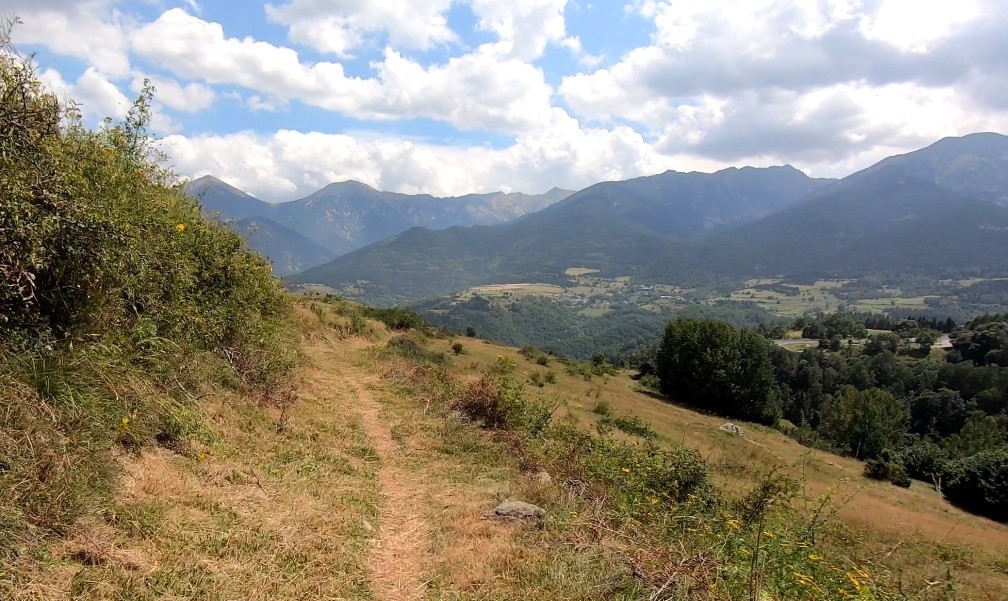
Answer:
[8,0,1008,201]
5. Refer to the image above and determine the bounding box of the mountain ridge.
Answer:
[291,133,1008,303]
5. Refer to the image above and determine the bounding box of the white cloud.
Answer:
[39,66,131,121]
[8,0,132,78]
[264,0,455,56]
[562,0,1008,167]
[132,74,215,113]
[159,113,677,201]
[861,0,981,53]
[468,0,568,60]
[131,9,557,134]
[10,0,1008,196]
[561,36,604,67]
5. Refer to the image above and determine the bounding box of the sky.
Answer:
[7,0,1008,201]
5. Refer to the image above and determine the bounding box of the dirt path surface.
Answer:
[309,339,429,601]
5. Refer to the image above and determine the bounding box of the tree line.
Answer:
[644,315,1008,522]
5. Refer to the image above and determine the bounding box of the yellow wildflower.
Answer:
[762,530,775,538]
[808,553,823,562]
[118,416,129,431]
[726,518,741,531]
[621,467,631,473]
[846,572,862,591]
[176,223,186,232]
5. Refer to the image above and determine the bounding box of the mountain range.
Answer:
[185,176,573,274]
[289,132,1008,302]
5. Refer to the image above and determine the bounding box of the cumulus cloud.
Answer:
[39,67,131,120]
[8,0,132,78]
[10,0,1008,195]
[468,0,569,60]
[132,75,215,113]
[264,0,455,56]
[561,0,1008,168]
[131,9,556,134]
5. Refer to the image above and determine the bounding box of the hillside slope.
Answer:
[231,216,336,276]
[18,305,1008,600]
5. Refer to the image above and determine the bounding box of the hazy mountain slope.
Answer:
[530,165,833,240]
[291,166,831,300]
[185,175,272,220]
[694,134,1008,278]
[231,216,336,276]
[184,177,573,258]
[850,132,1008,207]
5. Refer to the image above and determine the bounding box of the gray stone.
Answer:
[492,500,547,520]
[719,422,744,436]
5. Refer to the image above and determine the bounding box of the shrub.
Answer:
[942,447,1008,521]
[451,342,464,355]
[387,336,448,365]
[588,401,612,415]
[518,345,540,360]
[863,459,911,488]
[529,371,545,387]
[543,425,716,508]
[359,306,428,332]
[603,415,657,440]
[543,370,556,384]
[454,368,556,437]
[0,30,294,561]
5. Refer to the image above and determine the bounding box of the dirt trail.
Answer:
[311,339,429,601]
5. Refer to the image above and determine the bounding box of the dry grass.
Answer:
[427,335,1008,599]
[12,301,1007,599]
[12,308,381,600]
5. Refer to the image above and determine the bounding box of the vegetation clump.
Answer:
[0,28,294,576]
[453,357,557,436]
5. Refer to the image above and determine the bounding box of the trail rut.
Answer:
[311,339,429,601]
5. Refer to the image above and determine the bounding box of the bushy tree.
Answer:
[655,318,779,425]
[819,387,908,459]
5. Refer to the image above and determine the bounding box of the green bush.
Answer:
[942,447,1008,521]
[602,414,657,440]
[454,368,556,437]
[387,336,448,364]
[543,425,716,509]
[359,306,429,332]
[863,458,911,488]
[593,400,613,416]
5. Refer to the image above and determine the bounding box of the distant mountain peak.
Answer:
[316,180,380,195]
[184,175,257,199]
